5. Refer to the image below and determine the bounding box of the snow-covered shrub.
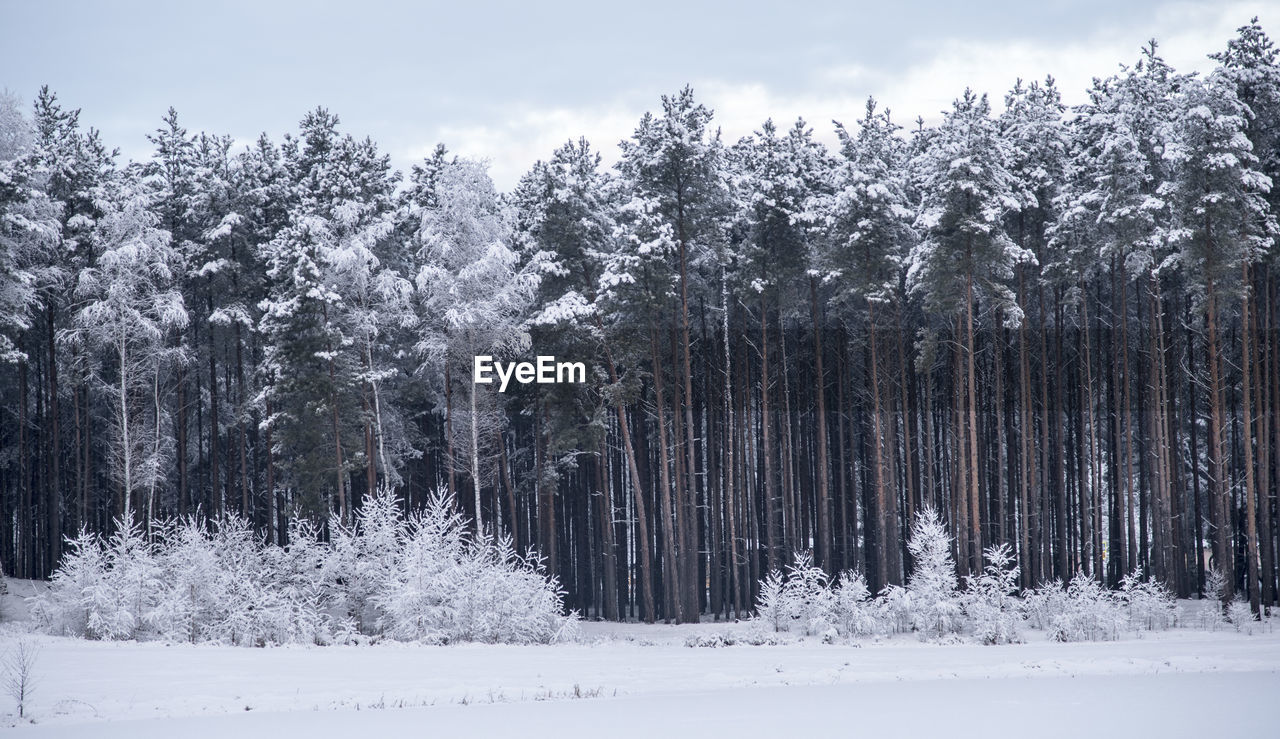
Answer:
[1021,578,1066,631]
[751,552,839,636]
[1043,572,1123,642]
[100,519,165,639]
[30,529,108,638]
[876,584,913,634]
[1228,598,1257,634]
[1118,567,1176,632]
[448,531,577,644]
[780,552,835,636]
[327,488,404,635]
[374,492,575,644]
[905,507,963,640]
[1197,567,1228,631]
[33,490,572,647]
[33,520,163,640]
[373,492,467,642]
[262,519,333,645]
[755,570,787,633]
[151,519,226,643]
[684,631,735,648]
[832,570,880,637]
[963,543,1022,645]
[209,517,291,647]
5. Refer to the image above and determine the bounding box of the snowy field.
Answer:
[2,580,1277,738]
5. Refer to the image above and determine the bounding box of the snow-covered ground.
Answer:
[2,581,1277,737]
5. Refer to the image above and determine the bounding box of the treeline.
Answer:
[2,20,1279,622]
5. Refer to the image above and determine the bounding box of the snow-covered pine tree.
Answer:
[258,109,399,524]
[410,156,537,533]
[1118,567,1176,631]
[727,118,818,575]
[781,550,835,636]
[832,570,879,638]
[1210,28,1280,615]
[1211,17,1280,217]
[909,90,1029,577]
[29,529,106,637]
[754,568,786,633]
[326,486,404,634]
[1199,566,1228,630]
[0,91,56,365]
[617,87,727,620]
[826,99,913,587]
[21,87,117,573]
[904,506,963,640]
[963,543,1022,644]
[1163,69,1276,611]
[513,137,631,618]
[70,177,187,523]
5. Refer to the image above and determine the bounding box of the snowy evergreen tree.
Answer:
[831,570,879,638]
[70,179,187,522]
[824,99,912,586]
[780,550,835,636]
[904,507,962,639]
[1118,567,1176,631]
[909,90,1029,576]
[1211,17,1280,220]
[258,109,399,523]
[754,569,787,633]
[0,92,56,364]
[963,543,1022,644]
[410,156,537,532]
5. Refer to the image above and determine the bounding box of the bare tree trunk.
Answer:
[722,276,741,616]
[118,331,132,522]
[326,345,345,525]
[470,368,482,532]
[1120,276,1136,577]
[209,350,221,519]
[779,310,797,557]
[596,317,655,622]
[809,277,831,572]
[760,294,780,571]
[596,440,619,620]
[500,432,518,548]
[266,398,277,544]
[46,306,61,569]
[896,302,917,531]
[1018,270,1033,588]
[869,301,890,589]
[1241,262,1261,613]
[236,325,248,518]
[177,365,188,518]
[1206,279,1233,601]
[650,328,682,623]
[965,272,981,575]
[18,357,29,578]
[446,359,456,499]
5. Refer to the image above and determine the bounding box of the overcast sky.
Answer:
[1,0,1273,188]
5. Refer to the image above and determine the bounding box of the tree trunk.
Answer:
[965,272,981,575]
[809,277,831,572]
[650,328,682,623]
[1206,280,1233,600]
[759,293,780,571]
[1241,262,1260,613]
[869,301,890,589]
[46,306,61,570]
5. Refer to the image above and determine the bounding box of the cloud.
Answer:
[407,105,642,189]
[398,0,1268,190]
